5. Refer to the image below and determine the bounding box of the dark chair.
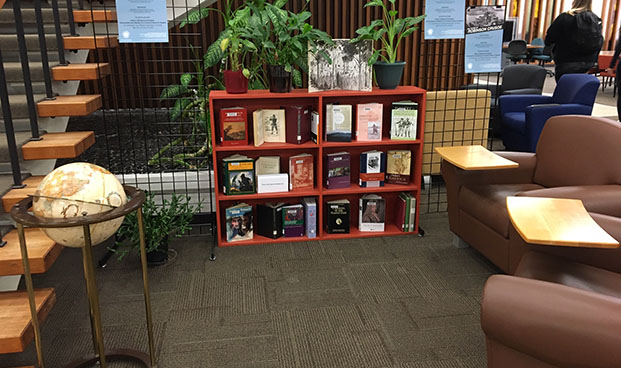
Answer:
[505,40,528,64]
[499,73,600,152]
[528,37,545,61]
[532,45,553,67]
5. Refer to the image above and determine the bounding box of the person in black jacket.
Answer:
[545,0,603,81]
[606,29,621,120]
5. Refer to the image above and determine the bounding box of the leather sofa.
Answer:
[441,115,621,274]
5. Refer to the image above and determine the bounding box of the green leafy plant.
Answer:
[351,0,425,65]
[113,192,200,259]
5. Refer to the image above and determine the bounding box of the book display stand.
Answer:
[209,87,426,246]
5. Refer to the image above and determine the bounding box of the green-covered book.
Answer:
[222,154,255,195]
[390,101,418,140]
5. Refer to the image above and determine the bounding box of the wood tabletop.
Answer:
[507,196,620,248]
[600,50,616,56]
[435,145,519,170]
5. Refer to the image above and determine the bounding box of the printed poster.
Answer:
[424,0,466,40]
[116,0,169,43]
[464,6,505,74]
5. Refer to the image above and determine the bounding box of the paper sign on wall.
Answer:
[424,0,465,40]
[116,0,169,43]
[464,6,505,74]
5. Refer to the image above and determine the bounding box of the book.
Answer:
[282,204,305,237]
[311,111,319,143]
[408,194,416,232]
[390,101,418,140]
[359,194,385,232]
[359,150,386,188]
[255,156,280,176]
[225,203,253,242]
[256,202,284,239]
[253,109,286,146]
[325,104,353,142]
[396,195,407,232]
[326,199,350,234]
[356,103,383,141]
[302,197,317,238]
[325,151,351,189]
[386,150,412,185]
[289,153,314,191]
[285,105,312,145]
[219,107,248,146]
[257,174,289,194]
[221,154,255,195]
[398,192,416,232]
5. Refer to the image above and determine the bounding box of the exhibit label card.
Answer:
[424,0,465,40]
[116,0,169,43]
[464,6,505,74]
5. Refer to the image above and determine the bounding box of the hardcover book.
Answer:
[222,154,255,195]
[253,109,286,146]
[255,156,280,176]
[390,101,418,140]
[325,104,353,142]
[398,192,416,232]
[257,174,289,194]
[256,202,284,239]
[356,103,383,141]
[326,199,350,234]
[285,105,312,145]
[359,194,385,232]
[302,197,317,238]
[219,107,248,146]
[325,151,351,189]
[282,204,305,237]
[359,150,386,188]
[225,203,253,242]
[396,195,407,232]
[386,150,412,185]
[311,111,319,143]
[289,153,314,191]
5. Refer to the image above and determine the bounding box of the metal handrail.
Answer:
[66,0,77,37]
[34,0,55,100]
[0,49,24,189]
[50,0,68,65]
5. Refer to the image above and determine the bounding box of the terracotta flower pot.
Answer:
[223,70,249,94]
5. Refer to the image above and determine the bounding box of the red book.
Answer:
[219,107,248,146]
[285,105,312,144]
[396,195,406,232]
[289,153,314,191]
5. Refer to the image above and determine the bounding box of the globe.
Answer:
[32,163,127,248]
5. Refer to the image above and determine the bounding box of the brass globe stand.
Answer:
[10,186,156,368]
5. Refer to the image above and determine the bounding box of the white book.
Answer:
[257,174,289,194]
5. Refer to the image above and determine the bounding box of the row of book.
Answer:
[327,150,412,189]
[218,101,418,147]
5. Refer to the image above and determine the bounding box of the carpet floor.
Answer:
[0,213,500,367]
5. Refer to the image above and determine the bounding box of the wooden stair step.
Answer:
[0,288,56,354]
[73,10,117,23]
[63,35,118,50]
[37,94,102,117]
[0,229,63,277]
[21,132,95,160]
[52,63,111,81]
[2,176,43,212]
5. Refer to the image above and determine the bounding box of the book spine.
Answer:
[358,197,363,231]
[397,197,406,232]
[409,196,416,232]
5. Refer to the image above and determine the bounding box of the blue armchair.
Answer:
[499,74,600,152]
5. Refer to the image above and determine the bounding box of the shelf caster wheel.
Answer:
[418,227,425,237]
[209,254,216,261]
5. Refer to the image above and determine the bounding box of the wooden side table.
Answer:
[435,145,519,170]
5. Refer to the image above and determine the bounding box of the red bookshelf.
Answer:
[209,86,426,246]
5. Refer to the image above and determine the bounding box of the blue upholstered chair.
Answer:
[499,74,600,152]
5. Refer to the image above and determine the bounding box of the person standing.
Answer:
[606,28,621,120]
[545,0,604,81]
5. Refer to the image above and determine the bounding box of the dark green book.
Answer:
[222,154,255,195]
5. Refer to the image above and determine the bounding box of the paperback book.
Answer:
[282,204,305,237]
[255,156,281,176]
[359,150,386,188]
[253,109,286,146]
[302,197,317,238]
[311,111,319,143]
[219,107,248,146]
[222,154,255,195]
[225,203,253,242]
[386,150,412,185]
[356,103,383,141]
[326,199,350,234]
[325,104,353,142]
[359,194,385,232]
[256,202,284,239]
[390,101,418,140]
[325,151,351,189]
[285,105,312,145]
[289,153,314,191]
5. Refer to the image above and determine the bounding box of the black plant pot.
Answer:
[374,61,406,89]
[267,65,292,93]
[146,239,168,266]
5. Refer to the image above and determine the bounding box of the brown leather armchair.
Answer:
[441,115,621,274]
[481,251,621,368]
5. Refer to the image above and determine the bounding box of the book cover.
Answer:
[356,103,383,141]
[408,195,416,232]
[386,150,412,185]
[255,156,280,176]
[289,153,314,191]
[261,109,286,143]
[220,107,248,146]
[225,203,253,242]
[326,199,350,234]
[359,194,385,232]
[396,195,407,232]
[256,202,284,239]
[325,104,353,142]
[285,105,312,145]
[253,109,265,147]
[282,204,304,237]
[222,154,255,195]
[302,197,317,238]
[359,150,386,188]
[311,111,319,143]
[325,151,351,189]
[390,101,418,140]
[257,174,288,194]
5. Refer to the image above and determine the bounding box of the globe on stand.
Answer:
[32,163,127,248]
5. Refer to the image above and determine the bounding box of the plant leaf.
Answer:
[180,73,193,87]
[368,49,381,66]
[160,84,188,99]
[180,7,210,28]
[204,31,229,69]
[169,98,193,122]
[292,68,303,87]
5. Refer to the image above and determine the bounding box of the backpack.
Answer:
[574,11,604,53]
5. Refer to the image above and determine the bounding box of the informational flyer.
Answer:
[116,0,169,43]
[424,0,465,40]
[464,6,505,74]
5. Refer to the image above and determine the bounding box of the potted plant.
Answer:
[218,2,255,93]
[113,192,200,266]
[352,0,425,89]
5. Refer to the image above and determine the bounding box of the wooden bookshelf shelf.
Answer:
[209,87,425,246]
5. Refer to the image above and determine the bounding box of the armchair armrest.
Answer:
[461,83,499,97]
[502,88,542,95]
[498,94,553,114]
[524,103,593,151]
[519,185,621,218]
[482,275,621,368]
